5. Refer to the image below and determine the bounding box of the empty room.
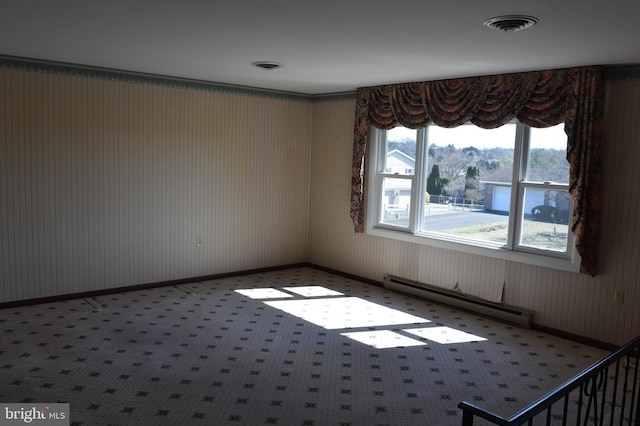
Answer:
[1,1,639,425]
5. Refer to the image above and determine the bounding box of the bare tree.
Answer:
[432,145,473,182]
[432,145,477,198]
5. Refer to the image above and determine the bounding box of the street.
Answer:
[384,209,508,231]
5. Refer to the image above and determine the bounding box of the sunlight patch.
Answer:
[264,297,430,329]
[234,288,293,299]
[341,330,427,349]
[404,326,487,344]
[283,286,344,297]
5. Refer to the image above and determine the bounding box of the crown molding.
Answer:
[2,56,637,102]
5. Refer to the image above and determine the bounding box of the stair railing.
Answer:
[459,335,640,426]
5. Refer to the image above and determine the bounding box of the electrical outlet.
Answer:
[613,289,625,304]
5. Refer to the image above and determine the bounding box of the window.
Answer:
[366,122,580,271]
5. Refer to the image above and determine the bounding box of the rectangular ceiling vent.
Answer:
[383,274,532,328]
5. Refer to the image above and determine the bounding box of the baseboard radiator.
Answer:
[382,274,533,328]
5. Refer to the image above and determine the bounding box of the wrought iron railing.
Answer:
[459,335,640,426]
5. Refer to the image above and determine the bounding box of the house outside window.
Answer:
[366,122,580,271]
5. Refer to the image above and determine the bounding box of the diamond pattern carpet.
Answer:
[0,267,609,425]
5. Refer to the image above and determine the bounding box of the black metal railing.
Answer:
[459,335,640,426]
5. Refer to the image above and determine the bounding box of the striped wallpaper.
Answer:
[0,68,312,301]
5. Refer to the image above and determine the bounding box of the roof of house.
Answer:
[387,149,415,165]
[480,167,569,185]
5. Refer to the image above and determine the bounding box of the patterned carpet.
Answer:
[0,267,610,425]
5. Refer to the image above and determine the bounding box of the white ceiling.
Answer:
[1,0,639,95]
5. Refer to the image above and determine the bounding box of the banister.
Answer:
[458,335,640,426]
[458,401,511,426]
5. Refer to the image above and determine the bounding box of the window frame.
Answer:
[365,123,582,273]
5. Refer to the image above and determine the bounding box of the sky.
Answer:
[388,123,567,150]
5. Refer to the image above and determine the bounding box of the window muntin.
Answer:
[371,122,572,259]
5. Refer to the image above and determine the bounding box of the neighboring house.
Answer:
[480,168,515,212]
[481,167,570,219]
[383,150,414,215]
[385,149,415,175]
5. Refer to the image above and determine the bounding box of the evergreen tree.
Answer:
[427,164,443,196]
[464,166,479,191]
[464,165,482,202]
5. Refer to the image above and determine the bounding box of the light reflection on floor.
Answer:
[235,286,487,349]
[234,288,293,299]
[264,297,430,329]
[283,286,344,297]
[340,330,428,349]
[404,326,487,344]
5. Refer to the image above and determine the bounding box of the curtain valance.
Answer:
[350,66,604,275]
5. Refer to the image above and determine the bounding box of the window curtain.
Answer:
[350,66,604,275]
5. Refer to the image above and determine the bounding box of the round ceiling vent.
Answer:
[251,61,283,70]
[484,15,539,32]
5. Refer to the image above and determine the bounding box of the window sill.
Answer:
[366,225,582,273]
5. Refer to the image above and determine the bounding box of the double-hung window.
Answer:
[366,121,580,271]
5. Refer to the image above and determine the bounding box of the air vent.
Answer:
[484,15,539,32]
[251,61,283,70]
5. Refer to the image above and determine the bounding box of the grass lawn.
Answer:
[445,220,569,252]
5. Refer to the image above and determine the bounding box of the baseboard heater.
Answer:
[383,274,533,328]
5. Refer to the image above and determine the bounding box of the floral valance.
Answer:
[350,66,604,275]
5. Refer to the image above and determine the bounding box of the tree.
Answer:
[434,145,470,183]
[527,148,569,183]
[427,164,450,196]
[464,166,483,202]
[388,138,416,159]
[464,166,479,190]
[462,146,481,157]
[428,145,469,198]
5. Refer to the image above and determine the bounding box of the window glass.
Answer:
[527,125,570,184]
[380,177,411,227]
[420,124,516,247]
[519,188,571,252]
[379,127,416,227]
[369,121,574,263]
[384,127,416,176]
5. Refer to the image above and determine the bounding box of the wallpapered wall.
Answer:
[308,80,640,347]
[0,68,312,302]
[1,64,638,346]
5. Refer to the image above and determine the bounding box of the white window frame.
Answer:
[365,123,582,273]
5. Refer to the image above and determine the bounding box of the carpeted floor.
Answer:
[0,267,610,425]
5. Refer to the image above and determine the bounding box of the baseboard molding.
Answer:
[532,324,619,352]
[305,263,384,287]
[0,262,308,310]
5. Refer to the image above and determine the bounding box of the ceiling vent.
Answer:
[251,61,283,70]
[484,15,539,32]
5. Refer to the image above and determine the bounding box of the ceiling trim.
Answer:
[604,65,640,82]
[0,55,319,103]
[2,56,638,104]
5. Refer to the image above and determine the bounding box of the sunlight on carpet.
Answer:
[263,296,431,330]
